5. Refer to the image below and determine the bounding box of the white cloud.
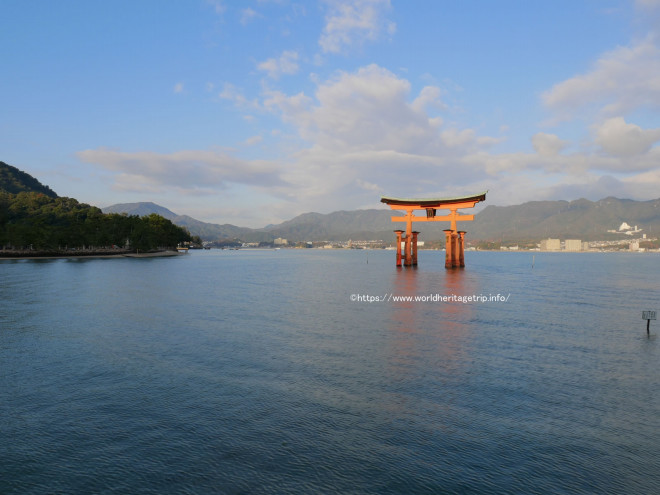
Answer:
[219,83,242,102]
[542,36,660,121]
[76,149,288,193]
[240,8,259,25]
[411,86,445,113]
[528,28,660,198]
[83,63,660,224]
[257,63,659,210]
[265,64,456,156]
[356,178,381,191]
[441,129,476,149]
[244,135,263,146]
[207,0,226,15]
[594,117,660,156]
[635,0,660,8]
[531,132,568,157]
[623,167,660,197]
[257,50,300,79]
[173,82,184,94]
[256,64,510,211]
[219,82,260,109]
[319,0,396,54]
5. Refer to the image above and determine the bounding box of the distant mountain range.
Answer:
[101,202,270,242]
[104,197,660,243]
[472,197,660,241]
[3,160,658,244]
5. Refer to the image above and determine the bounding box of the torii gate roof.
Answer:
[380,191,487,208]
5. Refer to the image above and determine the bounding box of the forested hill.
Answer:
[0,161,191,252]
[0,161,57,197]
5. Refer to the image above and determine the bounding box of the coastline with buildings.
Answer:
[224,236,660,253]
[199,216,660,253]
[498,220,658,252]
[500,236,657,252]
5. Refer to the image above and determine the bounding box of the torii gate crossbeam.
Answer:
[381,192,487,268]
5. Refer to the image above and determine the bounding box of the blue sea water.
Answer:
[1,249,659,494]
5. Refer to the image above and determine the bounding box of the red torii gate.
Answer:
[381,192,487,268]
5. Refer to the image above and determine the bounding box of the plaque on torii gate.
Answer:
[381,192,487,268]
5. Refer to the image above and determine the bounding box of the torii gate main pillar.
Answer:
[394,230,403,267]
[443,229,454,268]
[458,231,466,267]
[381,192,487,269]
[412,231,419,266]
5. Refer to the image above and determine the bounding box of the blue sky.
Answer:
[2,0,660,227]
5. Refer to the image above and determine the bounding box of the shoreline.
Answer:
[0,250,182,260]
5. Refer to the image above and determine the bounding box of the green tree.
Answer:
[0,192,190,251]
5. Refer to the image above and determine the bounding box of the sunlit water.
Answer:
[1,250,659,494]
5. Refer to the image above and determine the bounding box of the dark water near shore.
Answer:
[1,250,659,494]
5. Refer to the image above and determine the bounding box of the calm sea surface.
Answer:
[1,250,659,494]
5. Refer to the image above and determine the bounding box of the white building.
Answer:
[540,238,560,251]
[564,239,582,252]
[617,222,643,236]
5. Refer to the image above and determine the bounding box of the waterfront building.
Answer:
[565,239,582,252]
[540,238,560,251]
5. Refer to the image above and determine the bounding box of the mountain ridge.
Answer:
[5,159,657,244]
[104,196,660,243]
[102,202,270,242]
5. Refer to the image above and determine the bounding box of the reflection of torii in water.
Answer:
[381,192,487,268]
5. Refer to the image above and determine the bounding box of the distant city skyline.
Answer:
[3,1,660,227]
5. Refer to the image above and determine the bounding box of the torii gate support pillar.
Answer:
[404,232,413,267]
[394,230,403,267]
[458,231,466,268]
[412,231,419,266]
[444,229,454,269]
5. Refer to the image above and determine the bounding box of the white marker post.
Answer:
[642,310,656,337]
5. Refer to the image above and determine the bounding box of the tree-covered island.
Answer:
[0,161,191,256]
